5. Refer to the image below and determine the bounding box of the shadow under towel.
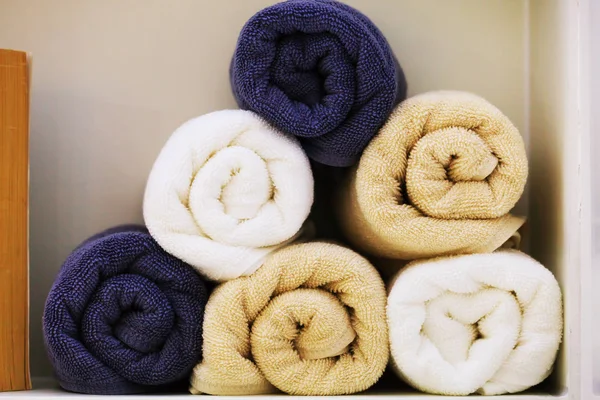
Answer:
[42,226,207,395]
[230,0,407,167]
[190,242,388,396]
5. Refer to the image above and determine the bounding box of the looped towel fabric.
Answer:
[387,250,563,396]
[190,242,389,396]
[338,90,528,259]
[230,0,407,167]
[143,110,314,282]
[42,226,207,395]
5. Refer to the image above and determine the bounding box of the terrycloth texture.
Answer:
[143,110,314,282]
[387,250,563,396]
[190,242,388,395]
[338,91,528,259]
[375,231,523,282]
[42,226,207,395]
[230,0,407,167]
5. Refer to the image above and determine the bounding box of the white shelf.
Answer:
[0,379,566,399]
[0,390,566,399]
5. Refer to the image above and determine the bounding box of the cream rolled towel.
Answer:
[190,242,389,396]
[143,110,314,281]
[387,250,563,396]
[338,91,528,259]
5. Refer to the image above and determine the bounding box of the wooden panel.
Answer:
[0,49,31,392]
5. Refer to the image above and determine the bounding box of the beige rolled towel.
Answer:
[190,242,388,396]
[338,91,528,260]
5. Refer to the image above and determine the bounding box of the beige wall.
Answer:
[0,0,526,378]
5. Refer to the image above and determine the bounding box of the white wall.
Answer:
[590,0,600,392]
[0,0,526,379]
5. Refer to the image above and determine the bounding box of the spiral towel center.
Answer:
[406,127,504,219]
[252,289,357,361]
[423,289,520,366]
[82,274,175,361]
[191,146,272,222]
[271,33,355,118]
[189,146,278,245]
[471,153,499,181]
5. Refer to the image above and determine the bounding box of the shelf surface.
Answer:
[0,390,570,400]
[0,380,570,400]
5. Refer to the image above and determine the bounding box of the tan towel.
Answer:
[190,242,388,396]
[338,91,528,260]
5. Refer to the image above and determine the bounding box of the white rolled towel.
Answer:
[143,110,314,281]
[387,250,563,396]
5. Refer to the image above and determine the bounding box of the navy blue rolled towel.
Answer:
[42,225,207,395]
[230,0,407,167]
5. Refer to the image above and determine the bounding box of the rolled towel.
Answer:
[338,91,528,259]
[190,242,388,396]
[230,0,407,167]
[42,226,207,395]
[387,250,563,396]
[143,110,314,281]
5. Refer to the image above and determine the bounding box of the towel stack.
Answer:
[42,0,563,397]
